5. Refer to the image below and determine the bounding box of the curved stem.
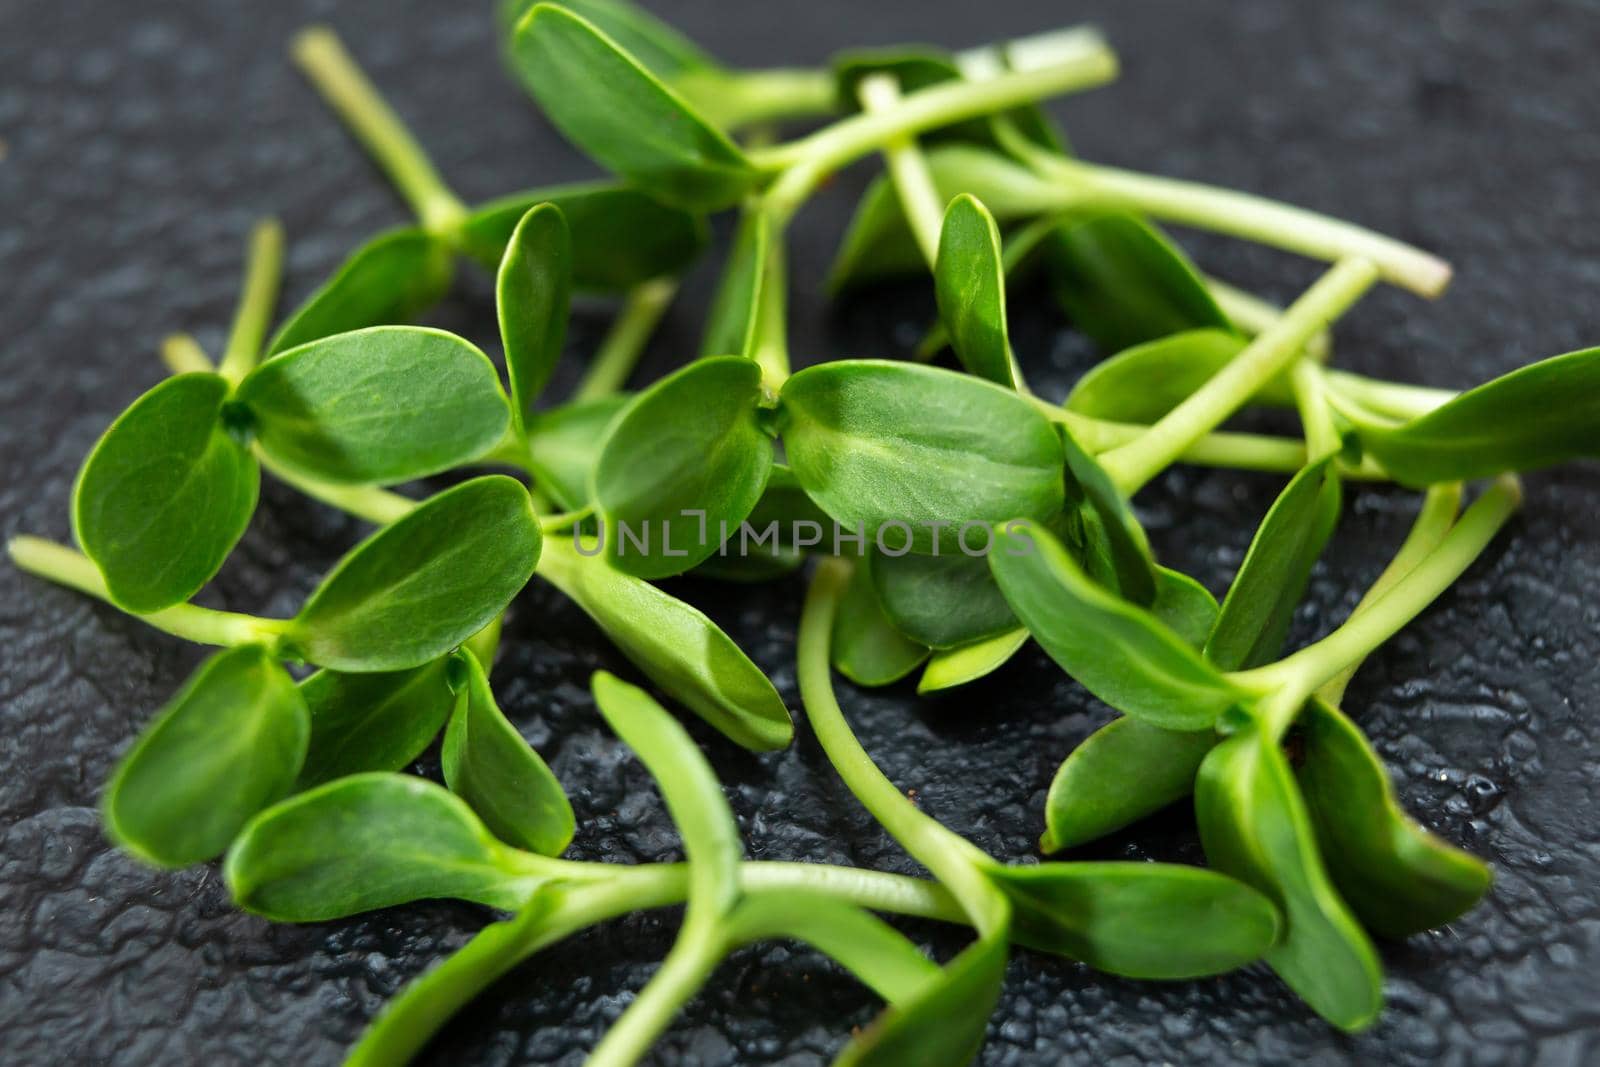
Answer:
[8,536,287,648]
[798,558,1004,935]
[160,333,214,376]
[254,449,416,526]
[857,73,944,268]
[586,934,725,1067]
[1098,257,1379,495]
[290,26,467,235]
[1291,359,1340,460]
[216,219,285,385]
[572,279,677,403]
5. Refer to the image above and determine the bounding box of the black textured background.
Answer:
[3,1,1598,1064]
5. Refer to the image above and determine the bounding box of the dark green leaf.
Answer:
[691,463,831,582]
[1065,328,1296,423]
[592,671,742,912]
[1152,565,1221,649]
[832,562,930,687]
[443,650,574,856]
[1060,424,1157,605]
[523,394,630,510]
[917,629,1028,693]
[700,207,769,359]
[830,145,1070,290]
[1196,729,1383,1031]
[286,477,541,671]
[295,659,456,789]
[779,361,1064,555]
[509,4,758,210]
[103,645,308,867]
[935,194,1018,388]
[835,932,1007,1067]
[1040,718,1215,852]
[985,861,1279,978]
[225,773,547,921]
[267,228,453,356]
[538,537,793,750]
[1297,697,1491,938]
[867,548,1017,649]
[1206,458,1342,671]
[1349,346,1600,485]
[72,373,258,613]
[593,356,774,577]
[459,182,708,289]
[990,522,1247,730]
[1046,213,1234,352]
[498,204,572,430]
[239,326,510,485]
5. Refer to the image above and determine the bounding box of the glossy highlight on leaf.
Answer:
[510,4,758,210]
[267,227,454,356]
[287,476,541,671]
[779,361,1064,555]
[239,326,511,485]
[498,203,572,431]
[103,645,308,868]
[225,773,543,921]
[295,658,456,789]
[1296,697,1491,938]
[990,522,1246,730]
[593,355,775,577]
[935,194,1018,388]
[72,372,258,613]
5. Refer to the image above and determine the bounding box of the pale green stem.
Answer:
[255,449,416,526]
[216,219,285,385]
[586,934,725,1067]
[755,34,1117,219]
[1098,257,1379,495]
[748,218,791,389]
[1324,370,1456,422]
[1026,154,1452,298]
[290,26,467,235]
[572,278,677,403]
[799,558,1005,935]
[1206,276,1331,364]
[1235,475,1521,732]
[856,73,945,268]
[675,67,839,132]
[1317,484,1462,704]
[8,536,286,648]
[160,334,214,376]
[1291,359,1340,460]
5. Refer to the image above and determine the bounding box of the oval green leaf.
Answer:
[224,773,544,921]
[935,194,1018,388]
[103,645,308,867]
[832,561,930,688]
[990,522,1246,730]
[593,356,774,578]
[1296,697,1491,939]
[1066,328,1298,423]
[779,361,1064,555]
[524,393,630,510]
[239,326,511,485]
[918,629,1028,693]
[267,227,454,357]
[986,861,1279,978]
[498,203,572,430]
[835,932,1008,1067]
[510,4,758,210]
[1152,564,1221,649]
[867,547,1018,650]
[538,537,792,750]
[295,658,456,790]
[287,476,541,671]
[72,373,258,613]
[443,649,575,857]
[1060,424,1157,605]
[501,0,716,79]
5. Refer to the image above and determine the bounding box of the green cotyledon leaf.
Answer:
[224,773,548,921]
[1296,697,1491,939]
[935,194,1019,388]
[537,535,792,750]
[238,326,510,486]
[499,0,716,80]
[866,546,1019,650]
[1346,345,1600,485]
[831,560,930,688]
[779,360,1064,556]
[592,355,775,578]
[509,4,759,211]
[497,203,572,432]
[1196,727,1384,1031]
[1205,457,1343,671]
[72,372,258,613]
[990,522,1248,730]
[700,206,769,360]
[443,649,574,857]
[1065,328,1298,423]
[523,393,631,511]
[103,645,308,868]
[1045,212,1235,353]
[458,181,708,289]
[284,476,541,671]
[918,629,1029,693]
[294,658,456,790]
[267,227,454,356]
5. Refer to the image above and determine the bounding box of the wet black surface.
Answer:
[2,1,1598,1063]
